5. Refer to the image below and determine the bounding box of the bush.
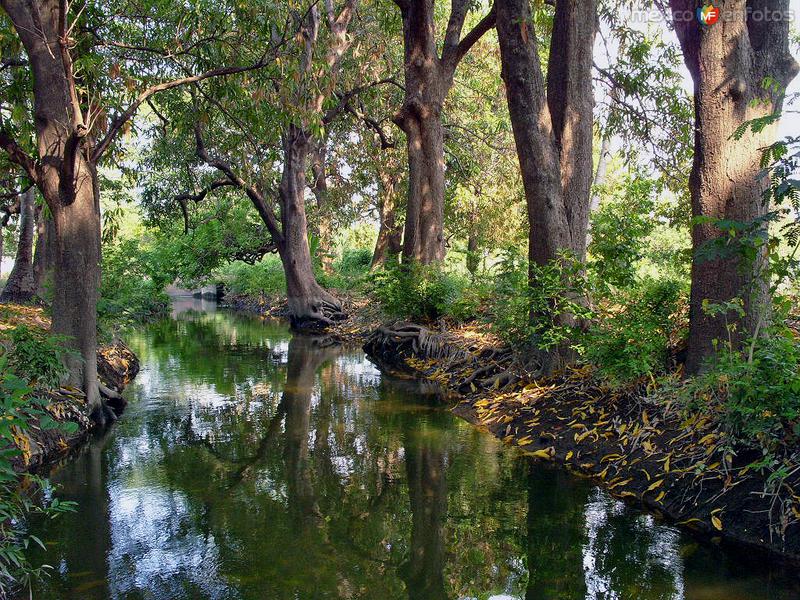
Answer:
[219,257,286,297]
[583,278,687,385]
[0,361,76,595]
[488,248,591,350]
[371,263,474,322]
[3,326,69,390]
[99,238,170,331]
[684,298,800,455]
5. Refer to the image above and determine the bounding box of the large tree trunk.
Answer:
[2,0,106,423]
[497,0,596,373]
[670,0,799,374]
[371,168,403,270]
[50,168,103,420]
[279,127,344,331]
[393,0,495,265]
[32,205,56,297]
[0,187,36,302]
[309,139,335,274]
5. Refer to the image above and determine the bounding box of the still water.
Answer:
[29,300,800,599]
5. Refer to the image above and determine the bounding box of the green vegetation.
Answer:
[0,327,76,595]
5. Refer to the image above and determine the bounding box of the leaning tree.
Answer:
[0,0,285,424]
[156,0,398,330]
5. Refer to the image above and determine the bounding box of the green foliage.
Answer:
[99,238,170,332]
[589,176,658,289]
[318,247,374,291]
[371,263,476,323]
[488,248,591,350]
[583,278,687,385]
[219,256,286,297]
[685,302,800,456]
[3,327,69,390]
[0,361,76,595]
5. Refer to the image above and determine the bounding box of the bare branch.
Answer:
[0,129,39,183]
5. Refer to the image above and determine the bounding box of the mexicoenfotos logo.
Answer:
[697,3,721,26]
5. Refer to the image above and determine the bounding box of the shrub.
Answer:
[218,257,286,297]
[371,263,472,322]
[0,361,76,595]
[4,326,69,390]
[488,248,591,350]
[684,298,800,455]
[583,278,687,385]
[99,238,170,331]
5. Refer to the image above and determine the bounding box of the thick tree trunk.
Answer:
[1,187,36,302]
[279,127,344,331]
[2,0,107,423]
[32,206,56,297]
[393,0,495,265]
[371,169,403,270]
[497,0,596,373]
[670,0,799,374]
[396,105,447,264]
[309,139,335,274]
[50,169,103,421]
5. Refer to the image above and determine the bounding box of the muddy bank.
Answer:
[363,322,800,563]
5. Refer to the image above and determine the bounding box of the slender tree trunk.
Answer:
[466,229,480,278]
[1,187,36,302]
[2,0,106,423]
[590,135,612,214]
[670,0,799,374]
[371,169,403,270]
[278,127,343,331]
[32,205,56,297]
[497,0,596,373]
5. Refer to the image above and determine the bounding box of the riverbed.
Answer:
[28,300,800,599]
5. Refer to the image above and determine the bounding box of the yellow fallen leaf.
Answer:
[524,447,555,460]
[711,515,723,531]
[647,479,664,492]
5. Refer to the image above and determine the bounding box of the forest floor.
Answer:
[215,291,800,560]
[0,304,139,473]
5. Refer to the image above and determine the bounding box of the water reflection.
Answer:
[27,303,800,600]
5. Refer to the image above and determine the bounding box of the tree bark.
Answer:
[278,127,344,331]
[32,205,56,297]
[1,187,36,302]
[497,0,596,373]
[371,167,403,270]
[309,139,335,274]
[393,0,495,264]
[1,0,107,423]
[670,0,799,374]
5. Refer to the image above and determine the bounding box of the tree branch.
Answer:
[0,129,39,183]
[92,54,278,164]
[442,2,495,71]
[194,124,284,244]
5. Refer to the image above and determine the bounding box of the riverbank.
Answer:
[0,304,140,473]
[205,291,800,560]
[361,321,800,563]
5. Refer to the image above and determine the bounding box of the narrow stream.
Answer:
[28,300,800,599]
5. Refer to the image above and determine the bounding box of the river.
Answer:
[27,300,800,599]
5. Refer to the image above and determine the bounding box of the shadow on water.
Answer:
[25,300,800,600]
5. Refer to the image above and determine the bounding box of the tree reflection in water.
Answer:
[25,307,800,600]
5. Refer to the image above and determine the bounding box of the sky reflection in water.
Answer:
[28,301,800,600]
